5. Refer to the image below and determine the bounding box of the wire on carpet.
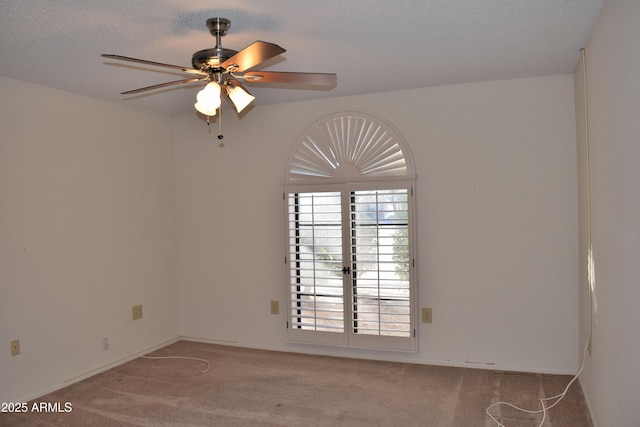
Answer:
[485,336,590,427]
[110,343,211,374]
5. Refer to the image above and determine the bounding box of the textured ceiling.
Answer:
[0,0,604,116]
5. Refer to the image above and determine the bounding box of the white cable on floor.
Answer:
[485,338,589,427]
[110,343,211,374]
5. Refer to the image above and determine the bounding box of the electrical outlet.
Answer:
[132,304,143,320]
[421,307,433,323]
[270,300,280,315]
[11,339,20,357]
[102,337,109,351]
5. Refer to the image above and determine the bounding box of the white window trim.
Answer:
[283,112,418,352]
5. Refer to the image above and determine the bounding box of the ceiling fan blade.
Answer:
[120,77,209,95]
[101,54,208,76]
[221,41,286,72]
[242,71,337,86]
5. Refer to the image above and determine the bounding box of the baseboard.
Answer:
[578,376,598,427]
[178,336,577,375]
[15,336,181,403]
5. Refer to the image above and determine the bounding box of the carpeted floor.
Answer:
[1,341,592,426]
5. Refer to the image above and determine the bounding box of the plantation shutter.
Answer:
[288,191,344,331]
[350,188,411,336]
[286,182,415,351]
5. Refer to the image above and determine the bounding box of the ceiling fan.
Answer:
[102,17,337,120]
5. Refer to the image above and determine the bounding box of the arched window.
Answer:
[284,112,417,351]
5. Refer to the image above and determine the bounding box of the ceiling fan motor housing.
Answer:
[192,47,238,71]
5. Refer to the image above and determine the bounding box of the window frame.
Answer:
[284,179,417,352]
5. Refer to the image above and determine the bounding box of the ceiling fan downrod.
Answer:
[207,17,230,47]
[192,17,238,73]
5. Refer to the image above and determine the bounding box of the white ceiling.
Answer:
[0,0,604,116]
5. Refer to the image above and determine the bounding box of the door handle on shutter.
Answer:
[342,266,351,275]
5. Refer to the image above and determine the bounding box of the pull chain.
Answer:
[217,107,223,140]
[215,107,224,147]
[203,109,222,144]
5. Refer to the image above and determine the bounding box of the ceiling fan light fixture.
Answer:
[194,81,221,115]
[227,85,255,113]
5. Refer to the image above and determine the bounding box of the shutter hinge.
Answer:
[283,192,286,200]
[412,258,415,267]
[411,186,414,197]
[286,321,289,329]
[413,329,416,338]
[284,256,287,264]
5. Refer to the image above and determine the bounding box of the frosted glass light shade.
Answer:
[194,82,221,116]
[227,85,255,113]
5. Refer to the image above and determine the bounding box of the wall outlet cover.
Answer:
[11,339,20,357]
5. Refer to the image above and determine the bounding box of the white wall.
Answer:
[0,76,179,402]
[576,0,640,425]
[0,71,581,403]
[174,74,579,374]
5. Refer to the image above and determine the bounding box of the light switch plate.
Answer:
[132,304,143,320]
[270,300,280,315]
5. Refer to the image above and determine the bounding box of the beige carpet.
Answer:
[1,341,592,426]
